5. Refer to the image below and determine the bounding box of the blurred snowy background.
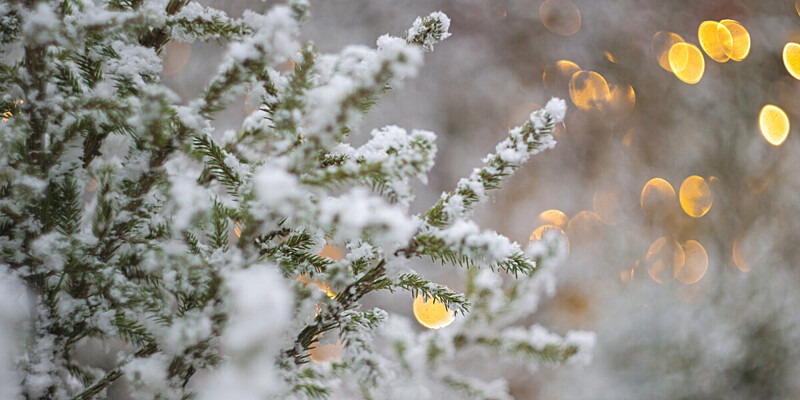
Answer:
[162,0,800,398]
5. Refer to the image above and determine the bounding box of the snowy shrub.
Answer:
[0,1,591,398]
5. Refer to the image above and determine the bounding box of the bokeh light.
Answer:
[669,42,705,84]
[697,21,733,63]
[607,83,636,116]
[539,0,581,36]
[679,176,713,218]
[413,295,455,329]
[645,237,685,284]
[538,209,569,229]
[309,333,344,364]
[731,237,751,272]
[641,178,677,214]
[719,19,750,61]
[783,42,800,80]
[675,240,708,284]
[652,31,685,71]
[759,104,790,146]
[530,224,570,256]
[543,60,581,96]
[319,243,344,261]
[569,70,611,111]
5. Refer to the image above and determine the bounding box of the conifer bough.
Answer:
[0,1,593,398]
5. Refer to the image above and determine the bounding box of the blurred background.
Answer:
[166,0,800,398]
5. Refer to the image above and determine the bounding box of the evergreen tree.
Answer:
[0,1,592,398]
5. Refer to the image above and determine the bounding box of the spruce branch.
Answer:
[423,99,565,228]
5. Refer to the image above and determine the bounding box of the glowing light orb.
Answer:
[732,238,751,272]
[569,70,611,111]
[539,0,581,36]
[530,224,570,256]
[652,31,685,71]
[674,240,708,284]
[538,209,569,229]
[646,237,685,284]
[543,60,581,95]
[759,104,790,146]
[413,295,455,329]
[679,176,713,218]
[607,83,636,116]
[669,43,705,84]
[640,178,677,213]
[698,21,733,63]
[784,43,800,80]
[719,19,750,61]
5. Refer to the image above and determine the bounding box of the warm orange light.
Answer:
[529,224,570,256]
[543,60,581,95]
[645,237,685,284]
[759,104,790,146]
[604,51,618,63]
[675,240,708,284]
[233,221,242,238]
[620,268,636,284]
[608,83,636,116]
[539,0,581,36]
[641,178,677,213]
[298,274,336,299]
[669,43,705,84]
[569,70,611,111]
[732,238,751,272]
[719,19,750,61]
[319,244,344,261]
[679,176,713,218]
[538,209,569,229]
[530,224,560,241]
[413,295,454,329]
[309,333,343,364]
[652,31,685,71]
[784,43,800,80]
[698,21,733,63]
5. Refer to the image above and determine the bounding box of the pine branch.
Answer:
[377,273,470,315]
[423,101,563,228]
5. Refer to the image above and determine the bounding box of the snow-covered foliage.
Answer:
[0,1,589,399]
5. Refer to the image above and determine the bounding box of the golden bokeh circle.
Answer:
[413,295,455,329]
[679,176,713,218]
[759,104,790,146]
[669,42,705,84]
[539,0,582,36]
[698,21,733,63]
[719,19,750,61]
[784,43,800,80]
